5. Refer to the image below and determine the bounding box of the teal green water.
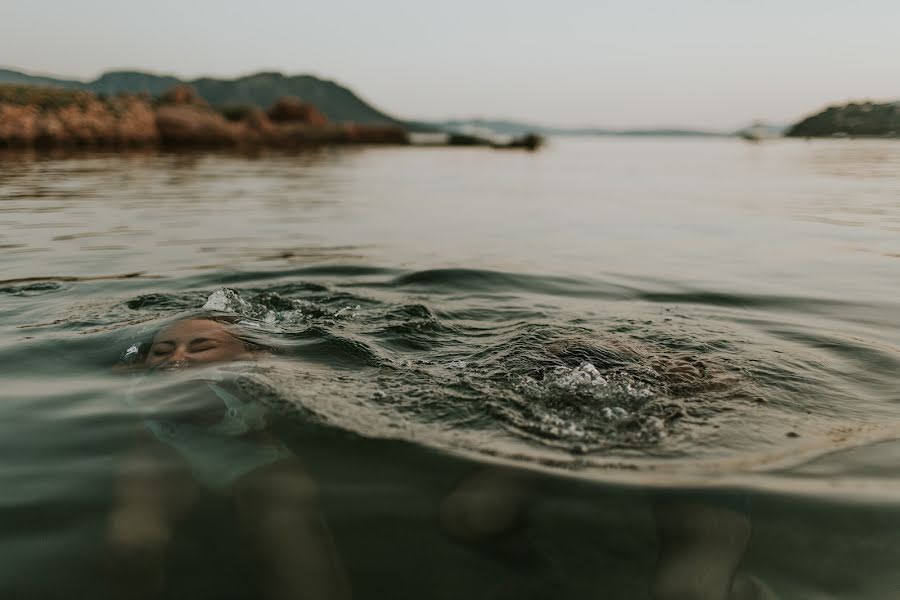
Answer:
[1,139,899,599]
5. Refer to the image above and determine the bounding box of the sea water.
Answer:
[1,138,899,599]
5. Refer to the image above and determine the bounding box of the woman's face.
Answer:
[144,319,252,371]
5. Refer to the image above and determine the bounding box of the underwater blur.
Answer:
[2,138,900,599]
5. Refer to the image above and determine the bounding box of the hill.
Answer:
[786,101,900,138]
[0,68,403,126]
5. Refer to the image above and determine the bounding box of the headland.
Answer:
[0,84,408,149]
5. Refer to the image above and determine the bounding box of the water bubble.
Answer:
[548,361,608,390]
[601,406,629,421]
[203,288,251,313]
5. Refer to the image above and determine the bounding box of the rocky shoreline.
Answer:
[0,84,408,149]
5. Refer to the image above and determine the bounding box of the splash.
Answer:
[202,288,361,325]
[489,360,674,453]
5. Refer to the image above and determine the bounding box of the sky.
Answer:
[2,0,898,129]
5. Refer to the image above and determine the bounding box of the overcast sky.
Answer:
[2,0,898,129]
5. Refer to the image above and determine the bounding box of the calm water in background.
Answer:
[1,138,899,598]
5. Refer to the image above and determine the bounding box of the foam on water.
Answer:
[203,287,362,326]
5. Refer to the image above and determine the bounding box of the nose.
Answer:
[167,345,192,364]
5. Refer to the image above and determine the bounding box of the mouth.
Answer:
[152,360,192,373]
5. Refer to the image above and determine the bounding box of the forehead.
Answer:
[151,319,236,343]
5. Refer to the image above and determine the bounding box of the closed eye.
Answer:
[189,339,219,352]
[149,343,174,357]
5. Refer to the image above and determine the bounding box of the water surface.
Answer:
[2,138,899,599]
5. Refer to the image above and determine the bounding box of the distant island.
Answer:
[426,118,730,138]
[786,101,900,138]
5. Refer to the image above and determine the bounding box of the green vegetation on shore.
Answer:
[0,85,101,110]
[786,101,900,138]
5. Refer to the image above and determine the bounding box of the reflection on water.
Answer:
[803,141,900,180]
[2,138,900,599]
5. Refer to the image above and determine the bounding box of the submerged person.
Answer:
[110,311,772,600]
[441,470,773,600]
[439,340,777,600]
[107,315,351,600]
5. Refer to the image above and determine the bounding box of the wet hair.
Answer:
[118,311,280,368]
